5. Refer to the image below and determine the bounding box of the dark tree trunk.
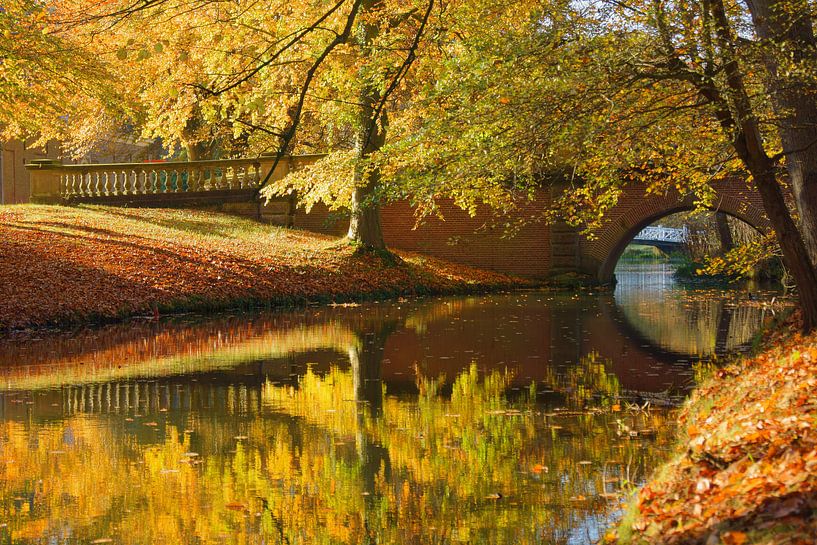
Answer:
[347,0,387,250]
[184,141,212,162]
[715,212,734,255]
[744,0,817,265]
[707,0,817,331]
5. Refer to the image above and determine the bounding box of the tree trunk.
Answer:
[348,109,387,249]
[715,212,734,255]
[730,107,817,331]
[744,0,817,265]
[184,141,211,162]
[707,0,817,331]
[347,0,387,250]
[750,162,817,332]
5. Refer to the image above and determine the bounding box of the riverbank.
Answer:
[0,205,533,331]
[612,312,817,544]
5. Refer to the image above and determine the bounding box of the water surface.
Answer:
[0,268,780,544]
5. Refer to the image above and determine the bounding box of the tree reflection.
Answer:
[3,290,762,544]
[1,353,674,545]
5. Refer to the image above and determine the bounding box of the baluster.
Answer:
[195,167,204,191]
[60,175,68,198]
[202,167,211,190]
[139,169,146,194]
[238,166,245,189]
[103,172,110,196]
[171,169,180,192]
[129,170,136,194]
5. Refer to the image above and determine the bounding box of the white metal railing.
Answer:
[633,225,688,243]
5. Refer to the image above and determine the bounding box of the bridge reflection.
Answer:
[0,287,775,423]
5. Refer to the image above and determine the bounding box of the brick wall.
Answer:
[580,180,770,282]
[292,180,771,281]
[294,194,554,278]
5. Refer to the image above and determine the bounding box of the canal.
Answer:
[0,266,781,544]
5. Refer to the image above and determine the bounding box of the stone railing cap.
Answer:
[26,159,63,169]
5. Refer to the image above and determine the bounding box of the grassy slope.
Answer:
[0,205,530,330]
[612,316,817,545]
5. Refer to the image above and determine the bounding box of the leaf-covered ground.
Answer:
[0,205,530,330]
[613,313,817,545]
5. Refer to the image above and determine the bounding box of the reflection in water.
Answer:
[0,280,779,544]
[614,264,778,357]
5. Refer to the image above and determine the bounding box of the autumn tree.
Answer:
[744,0,817,266]
[257,0,438,250]
[380,0,817,331]
[54,0,440,249]
[0,0,125,154]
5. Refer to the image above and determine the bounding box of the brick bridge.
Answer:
[297,179,770,283]
[27,156,769,283]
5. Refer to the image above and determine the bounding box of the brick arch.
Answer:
[581,186,770,284]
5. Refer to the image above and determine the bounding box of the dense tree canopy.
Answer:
[0,0,124,152]
[4,0,817,328]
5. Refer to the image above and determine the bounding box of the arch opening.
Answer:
[593,197,769,284]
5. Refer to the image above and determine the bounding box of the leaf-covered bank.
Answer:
[0,205,531,331]
[613,314,817,544]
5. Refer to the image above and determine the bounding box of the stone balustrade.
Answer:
[25,154,323,204]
